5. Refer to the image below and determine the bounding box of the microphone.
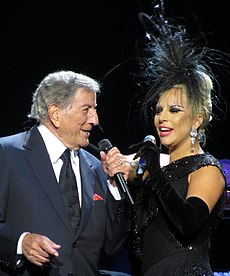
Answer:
[98,139,134,205]
[136,135,156,175]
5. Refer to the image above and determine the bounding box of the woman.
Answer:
[130,1,227,275]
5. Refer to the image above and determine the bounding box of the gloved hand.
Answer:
[130,140,161,175]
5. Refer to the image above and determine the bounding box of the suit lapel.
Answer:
[24,127,74,236]
[75,149,95,238]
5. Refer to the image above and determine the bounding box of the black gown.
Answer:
[132,153,226,276]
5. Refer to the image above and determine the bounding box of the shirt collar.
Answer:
[37,124,65,164]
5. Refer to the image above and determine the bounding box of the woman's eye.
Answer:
[169,107,180,113]
[155,106,162,114]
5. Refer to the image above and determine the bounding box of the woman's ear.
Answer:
[48,104,60,128]
[193,115,203,129]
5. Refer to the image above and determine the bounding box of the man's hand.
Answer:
[100,147,131,185]
[22,233,61,266]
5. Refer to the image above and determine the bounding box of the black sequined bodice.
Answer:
[161,152,223,181]
[132,153,225,276]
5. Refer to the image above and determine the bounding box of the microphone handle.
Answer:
[98,139,134,205]
[115,173,134,205]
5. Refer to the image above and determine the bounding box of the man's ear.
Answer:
[48,104,60,127]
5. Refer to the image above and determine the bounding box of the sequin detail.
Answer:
[161,152,224,181]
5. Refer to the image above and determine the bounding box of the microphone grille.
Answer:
[98,139,113,152]
[144,135,156,143]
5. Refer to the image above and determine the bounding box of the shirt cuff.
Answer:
[17,232,30,255]
[107,180,121,200]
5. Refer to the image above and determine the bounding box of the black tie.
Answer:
[59,149,81,231]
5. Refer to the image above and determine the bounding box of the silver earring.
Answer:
[190,128,198,152]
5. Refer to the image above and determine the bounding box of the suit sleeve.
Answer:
[0,145,22,271]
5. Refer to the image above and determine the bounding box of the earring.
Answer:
[190,128,198,152]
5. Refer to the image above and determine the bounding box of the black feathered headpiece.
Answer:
[137,0,226,130]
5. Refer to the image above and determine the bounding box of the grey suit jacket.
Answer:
[0,126,130,275]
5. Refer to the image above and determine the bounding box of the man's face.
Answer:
[53,88,98,150]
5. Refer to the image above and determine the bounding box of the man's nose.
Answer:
[89,110,99,126]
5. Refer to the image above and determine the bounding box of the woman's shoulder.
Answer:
[201,152,225,175]
[162,152,224,181]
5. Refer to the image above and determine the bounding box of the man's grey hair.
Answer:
[28,70,101,123]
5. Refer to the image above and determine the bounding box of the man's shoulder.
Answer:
[80,148,101,164]
[0,130,27,144]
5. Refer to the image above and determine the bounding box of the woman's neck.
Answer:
[169,145,204,163]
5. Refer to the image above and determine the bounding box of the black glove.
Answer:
[130,140,161,175]
[149,172,210,235]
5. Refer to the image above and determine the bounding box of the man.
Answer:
[0,70,131,275]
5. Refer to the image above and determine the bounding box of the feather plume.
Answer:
[136,0,225,127]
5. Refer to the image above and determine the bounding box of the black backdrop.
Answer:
[2,0,230,158]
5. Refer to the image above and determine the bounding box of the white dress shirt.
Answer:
[38,124,82,206]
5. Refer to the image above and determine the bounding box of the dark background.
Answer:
[2,0,230,272]
[2,0,230,159]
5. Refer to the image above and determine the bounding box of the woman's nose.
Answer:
[158,109,169,122]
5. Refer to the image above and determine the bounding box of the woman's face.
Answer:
[154,87,195,154]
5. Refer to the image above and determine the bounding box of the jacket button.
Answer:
[73,241,77,248]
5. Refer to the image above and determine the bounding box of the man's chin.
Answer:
[81,140,90,148]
